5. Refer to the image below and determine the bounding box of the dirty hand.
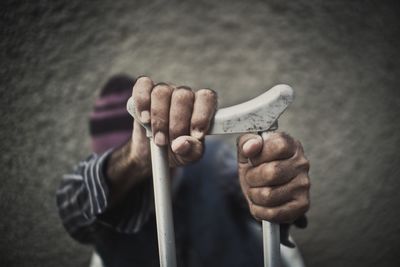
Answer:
[237,132,310,223]
[106,77,217,204]
[131,76,217,169]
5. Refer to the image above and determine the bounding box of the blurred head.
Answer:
[89,74,136,154]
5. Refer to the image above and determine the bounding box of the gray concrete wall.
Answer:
[1,1,399,266]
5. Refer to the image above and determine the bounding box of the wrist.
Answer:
[106,140,151,195]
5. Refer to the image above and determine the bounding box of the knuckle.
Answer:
[263,163,279,183]
[299,176,311,190]
[274,135,291,155]
[260,187,273,202]
[152,84,172,98]
[172,88,194,103]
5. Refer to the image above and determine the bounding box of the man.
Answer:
[57,74,310,267]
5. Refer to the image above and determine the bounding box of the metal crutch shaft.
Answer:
[259,129,281,267]
[149,139,177,267]
[263,215,281,267]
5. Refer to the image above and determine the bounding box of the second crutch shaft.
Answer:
[260,131,281,267]
[263,221,281,267]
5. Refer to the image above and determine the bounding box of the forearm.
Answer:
[105,139,152,208]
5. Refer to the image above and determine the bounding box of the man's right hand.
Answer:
[106,76,218,203]
[132,76,217,166]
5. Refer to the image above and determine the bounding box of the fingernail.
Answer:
[171,138,191,154]
[191,128,203,139]
[154,131,167,146]
[140,111,150,123]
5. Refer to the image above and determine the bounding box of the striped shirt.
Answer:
[56,149,153,243]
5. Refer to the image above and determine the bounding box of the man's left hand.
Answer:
[237,132,311,223]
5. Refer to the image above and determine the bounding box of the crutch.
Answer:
[127,84,294,267]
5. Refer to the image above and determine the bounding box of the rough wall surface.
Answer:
[1,1,399,266]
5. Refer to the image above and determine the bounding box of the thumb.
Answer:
[237,133,263,164]
[170,135,204,166]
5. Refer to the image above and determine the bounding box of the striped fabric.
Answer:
[56,150,153,243]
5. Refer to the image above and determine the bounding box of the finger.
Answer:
[247,183,294,207]
[190,89,217,139]
[169,87,195,141]
[245,143,310,187]
[249,198,310,223]
[294,140,311,172]
[247,132,297,166]
[170,135,204,165]
[151,83,174,146]
[132,76,154,123]
[291,173,311,199]
[245,159,296,187]
[237,134,263,163]
[246,155,311,197]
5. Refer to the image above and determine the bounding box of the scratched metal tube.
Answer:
[260,130,281,267]
[263,220,281,267]
[149,138,177,267]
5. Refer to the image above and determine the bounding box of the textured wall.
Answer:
[1,1,399,266]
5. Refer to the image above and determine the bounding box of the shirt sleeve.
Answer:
[56,150,152,244]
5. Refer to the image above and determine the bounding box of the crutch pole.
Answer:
[126,104,177,267]
[149,139,177,267]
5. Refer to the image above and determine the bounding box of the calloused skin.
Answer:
[106,76,310,223]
